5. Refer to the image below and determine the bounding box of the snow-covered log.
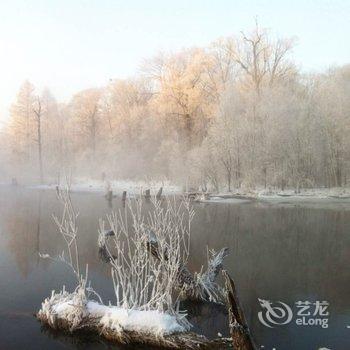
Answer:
[37,271,257,349]
[39,190,236,349]
[37,288,232,349]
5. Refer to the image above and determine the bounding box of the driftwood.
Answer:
[37,271,255,349]
[222,270,256,350]
[102,329,232,349]
[94,215,256,348]
[146,234,229,303]
[177,248,229,302]
[203,248,229,285]
[37,307,232,349]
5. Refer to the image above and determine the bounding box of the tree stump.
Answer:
[105,190,113,202]
[156,186,163,200]
[144,189,151,200]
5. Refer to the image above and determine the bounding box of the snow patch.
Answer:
[199,197,251,204]
[202,187,350,203]
[38,289,186,336]
[32,178,181,196]
[89,302,185,335]
[256,187,350,200]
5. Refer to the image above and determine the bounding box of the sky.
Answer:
[0,0,349,124]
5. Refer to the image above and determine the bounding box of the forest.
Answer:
[1,24,349,192]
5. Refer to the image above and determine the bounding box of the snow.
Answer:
[39,288,186,336]
[199,196,251,204]
[32,178,181,196]
[198,187,350,204]
[88,302,185,335]
[256,187,350,202]
[28,178,350,203]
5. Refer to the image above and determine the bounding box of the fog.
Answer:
[0,24,349,191]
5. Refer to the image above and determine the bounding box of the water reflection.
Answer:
[0,187,349,349]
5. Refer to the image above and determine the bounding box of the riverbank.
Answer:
[194,187,350,204]
[29,178,181,196]
[6,178,350,202]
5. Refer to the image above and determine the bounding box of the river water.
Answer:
[0,186,349,350]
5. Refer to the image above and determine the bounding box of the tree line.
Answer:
[1,24,349,191]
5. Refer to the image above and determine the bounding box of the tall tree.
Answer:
[8,81,36,164]
[33,96,44,183]
[145,49,216,148]
[70,88,102,158]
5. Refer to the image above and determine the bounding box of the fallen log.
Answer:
[36,290,232,349]
[38,313,232,349]
[40,322,232,350]
[222,270,257,350]
[37,271,257,350]
[39,318,232,349]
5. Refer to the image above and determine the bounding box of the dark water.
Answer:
[0,187,349,350]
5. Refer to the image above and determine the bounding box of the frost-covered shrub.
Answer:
[38,189,193,337]
[99,197,193,327]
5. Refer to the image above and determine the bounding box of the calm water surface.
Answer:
[0,186,349,350]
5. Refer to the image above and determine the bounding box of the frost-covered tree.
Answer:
[40,89,68,175]
[311,67,350,187]
[145,49,217,148]
[69,88,102,160]
[228,22,296,94]
[1,27,349,190]
[8,80,36,166]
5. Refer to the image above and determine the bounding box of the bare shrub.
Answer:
[99,197,193,326]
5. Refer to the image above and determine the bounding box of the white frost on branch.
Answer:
[98,197,193,327]
[39,189,193,342]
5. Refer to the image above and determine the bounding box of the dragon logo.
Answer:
[258,298,293,328]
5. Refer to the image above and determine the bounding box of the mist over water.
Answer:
[0,187,349,349]
[0,3,348,349]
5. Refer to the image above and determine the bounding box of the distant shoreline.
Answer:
[11,178,349,203]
